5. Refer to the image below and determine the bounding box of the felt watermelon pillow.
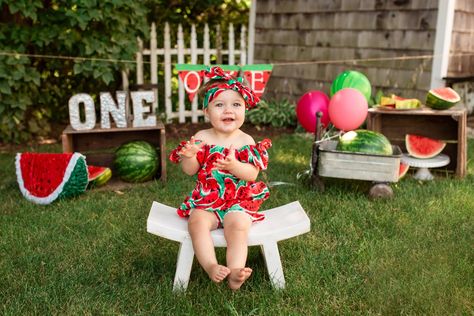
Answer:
[16,152,89,205]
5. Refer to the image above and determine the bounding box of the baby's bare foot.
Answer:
[228,267,252,290]
[207,264,231,283]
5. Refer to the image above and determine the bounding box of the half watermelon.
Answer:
[87,165,112,188]
[399,162,409,179]
[425,87,460,110]
[405,134,446,158]
[16,152,89,205]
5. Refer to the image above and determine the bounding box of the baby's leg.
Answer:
[188,209,230,282]
[223,212,253,290]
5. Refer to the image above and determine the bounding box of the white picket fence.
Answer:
[123,22,249,123]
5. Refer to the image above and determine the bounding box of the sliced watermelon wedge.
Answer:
[426,87,460,110]
[87,165,112,188]
[399,162,409,179]
[405,134,446,159]
[16,152,88,205]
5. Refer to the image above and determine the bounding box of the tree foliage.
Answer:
[0,0,250,143]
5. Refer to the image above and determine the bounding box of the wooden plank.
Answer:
[257,0,437,13]
[228,23,235,65]
[203,24,211,65]
[61,134,73,153]
[240,25,247,65]
[63,122,165,134]
[455,0,474,12]
[373,115,458,140]
[456,110,467,177]
[190,24,198,123]
[177,24,185,123]
[150,23,159,114]
[368,107,466,116]
[164,23,172,122]
[136,37,144,85]
[72,130,161,152]
[247,0,256,64]
[160,128,167,182]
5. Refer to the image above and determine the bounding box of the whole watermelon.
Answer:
[336,130,393,155]
[114,141,159,182]
[330,70,372,102]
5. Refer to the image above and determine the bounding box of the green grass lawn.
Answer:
[1,133,473,315]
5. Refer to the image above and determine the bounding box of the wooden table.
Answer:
[367,107,467,177]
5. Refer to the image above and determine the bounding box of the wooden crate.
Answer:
[61,122,166,182]
[367,107,467,177]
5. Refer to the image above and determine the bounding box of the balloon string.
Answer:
[314,132,342,144]
[314,125,342,144]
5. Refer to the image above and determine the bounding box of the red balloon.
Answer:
[296,91,330,133]
[328,88,368,131]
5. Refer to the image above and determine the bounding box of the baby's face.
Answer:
[205,90,246,134]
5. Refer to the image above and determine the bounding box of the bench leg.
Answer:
[173,237,194,291]
[261,242,285,289]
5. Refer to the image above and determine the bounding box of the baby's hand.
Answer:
[179,136,205,159]
[214,145,239,172]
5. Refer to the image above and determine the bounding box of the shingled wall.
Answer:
[449,0,474,77]
[254,0,472,103]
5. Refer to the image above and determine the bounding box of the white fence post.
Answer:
[247,0,256,64]
[177,24,185,123]
[228,23,235,65]
[164,23,172,121]
[150,23,158,114]
[132,22,247,123]
[190,24,199,123]
[136,37,144,85]
[204,24,210,66]
[240,25,247,66]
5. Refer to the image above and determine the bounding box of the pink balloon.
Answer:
[328,88,368,131]
[296,90,330,133]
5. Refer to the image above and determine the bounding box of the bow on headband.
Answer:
[202,66,260,110]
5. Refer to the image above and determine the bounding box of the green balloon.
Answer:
[330,70,372,102]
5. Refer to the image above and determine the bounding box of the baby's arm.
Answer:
[179,136,205,176]
[181,156,200,176]
[228,159,259,181]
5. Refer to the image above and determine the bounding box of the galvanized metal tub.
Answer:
[317,141,402,183]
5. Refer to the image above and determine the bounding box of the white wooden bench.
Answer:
[147,201,310,291]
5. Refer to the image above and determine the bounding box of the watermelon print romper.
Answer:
[169,139,272,227]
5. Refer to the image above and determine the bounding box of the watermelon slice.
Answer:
[16,153,88,205]
[399,162,409,179]
[87,165,112,188]
[426,87,460,110]
[405,134,446,158]
[380,94,421,109]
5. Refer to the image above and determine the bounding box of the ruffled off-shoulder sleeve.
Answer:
[238,138,272,170]
[169,140,206,164]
